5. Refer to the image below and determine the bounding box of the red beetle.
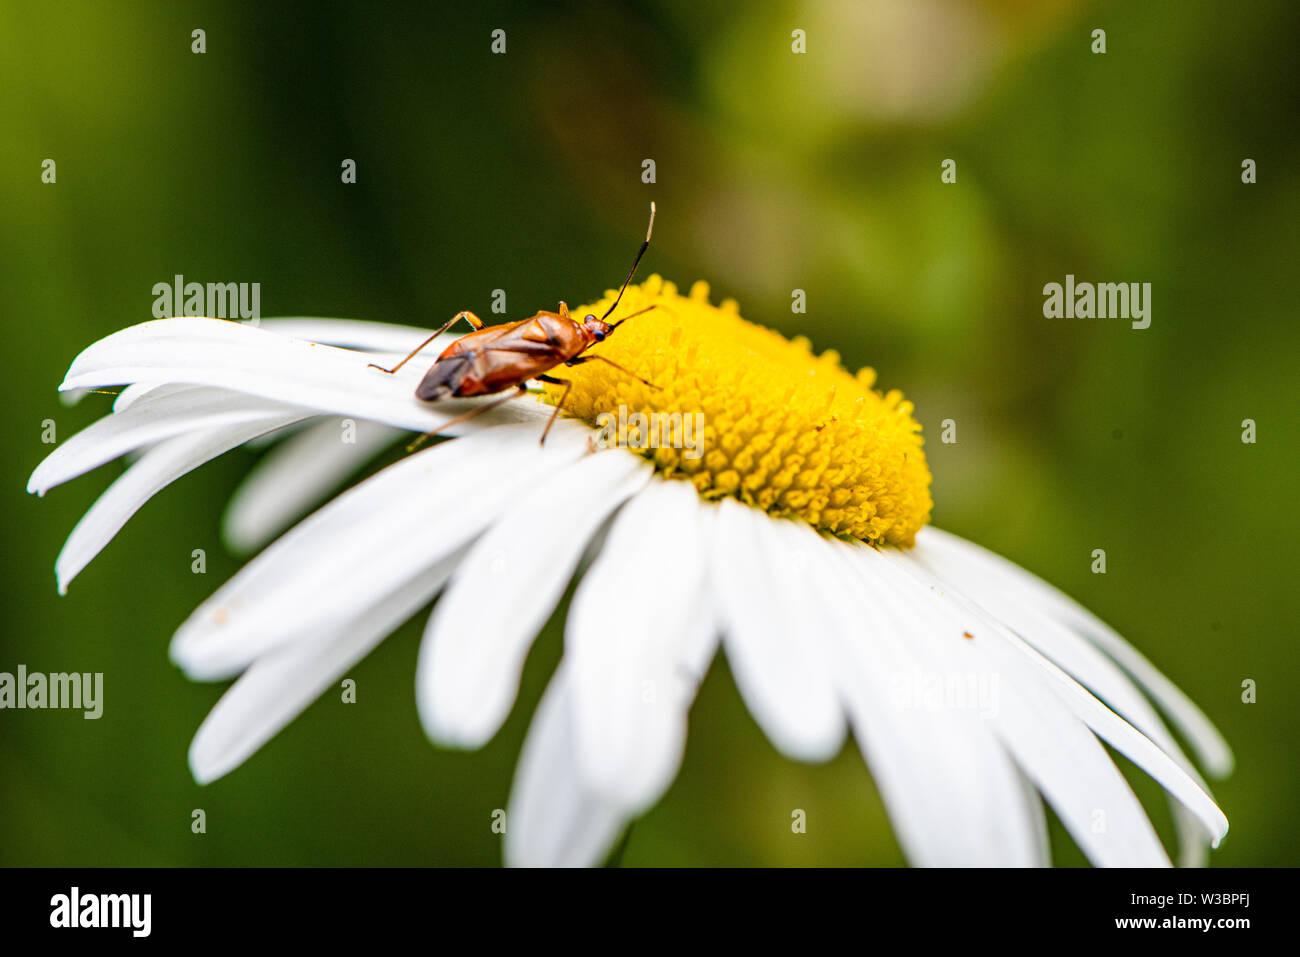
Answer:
[370,203,659,444]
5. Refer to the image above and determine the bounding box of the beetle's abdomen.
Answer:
[416,353,473,401]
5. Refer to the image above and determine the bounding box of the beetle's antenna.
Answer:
[600,202,656,321]
[607,303,657,330]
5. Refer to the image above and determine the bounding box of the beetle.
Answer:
[369,203,660,445]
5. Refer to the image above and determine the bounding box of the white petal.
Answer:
[55,411,310,593]
[59,317,554,435]
[1014,765,1053,865]
[113,381,188,412]
[419,449,653,749]
[998,627,1228,847]
[110,383,296,446]
[189,552,462,784]
[28,386,303,496]
[679,577,721,684]
[242,418,311,450]
[916,526,1233,778]
[504,664,629,867]
[912,538,1222,853]
[170,423,587,680]
[794,524,1047,866]
[915,540,1196,764]
[858,545,1174,866]
[710,498,845,762]
[222,416,404,553]
[565,479,716,812]
[885,547,1230,860]
[1172,804,1211,868]
[256,317,445,353]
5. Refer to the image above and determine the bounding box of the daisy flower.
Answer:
[29,276,1231,867]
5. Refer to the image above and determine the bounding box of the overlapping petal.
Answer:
[915,527,1233,778]
[419,449,654,750]
[711,498,846,762]
[170,422,588,680]
[189,553,464,784]
[55,412,310,593]
[790,522,1048,866]
[872,546,1228,862]
[505,665,630,868]
[223,416,404,553]
[565,479,717,812]
[58,317,552,436]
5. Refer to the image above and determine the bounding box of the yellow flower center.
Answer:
[543,276,932,546]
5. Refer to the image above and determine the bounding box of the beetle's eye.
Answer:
[594,330,606,341]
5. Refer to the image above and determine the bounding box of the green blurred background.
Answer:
[2,0,1296,866]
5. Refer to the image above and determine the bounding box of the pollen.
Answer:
[542,276,933,546]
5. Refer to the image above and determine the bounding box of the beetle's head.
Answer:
[583,314,613,342]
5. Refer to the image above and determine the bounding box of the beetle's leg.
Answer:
[405,384,527,453]
[566,354,660,390]
[368,311,486,375]
[557,301,570,320]
[535,374,572,447]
